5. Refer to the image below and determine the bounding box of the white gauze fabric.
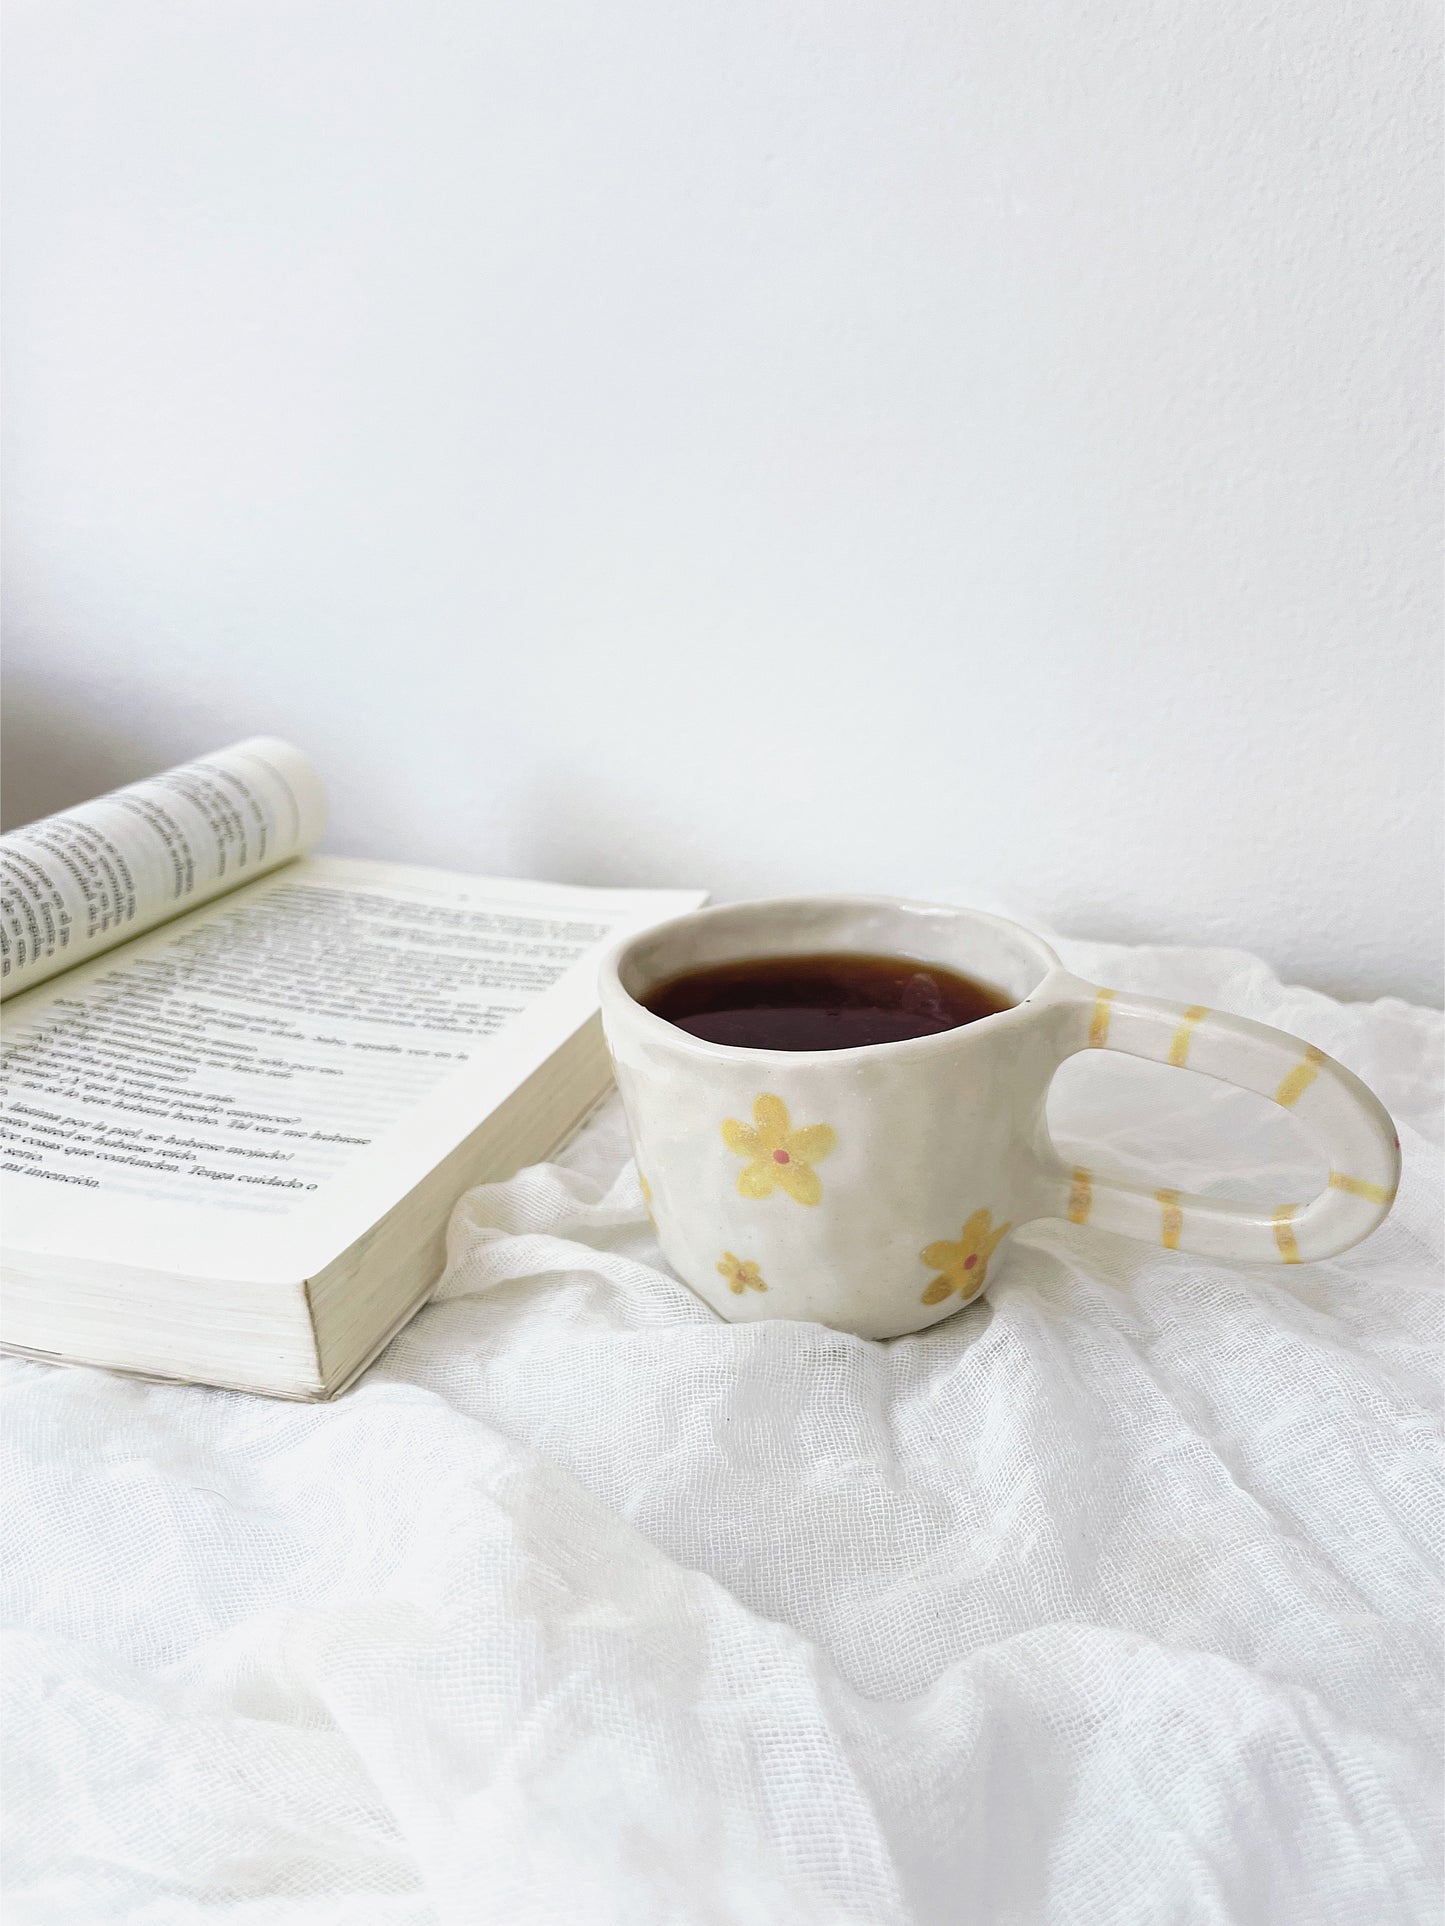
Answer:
[4,937,1441,1926]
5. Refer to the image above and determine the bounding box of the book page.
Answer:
[0,738,328,1001]
[1,857,703,1281]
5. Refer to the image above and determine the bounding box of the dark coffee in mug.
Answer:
[604,896,1401,1339]
[642,950,1013,1051]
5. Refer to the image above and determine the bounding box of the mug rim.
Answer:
[600,893,1065,1066]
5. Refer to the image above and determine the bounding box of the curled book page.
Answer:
[0,738,328,1001]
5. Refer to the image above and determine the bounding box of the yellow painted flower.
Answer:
[717,1250,768,1295]
[721,1094,837,1207]
[920,1209,1012,1304]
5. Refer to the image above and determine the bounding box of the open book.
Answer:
[0,739,702,1398]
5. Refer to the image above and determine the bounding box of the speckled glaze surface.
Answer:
[599,898,1400,1340]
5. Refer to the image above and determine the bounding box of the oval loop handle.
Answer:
[1041,977,1400,1264]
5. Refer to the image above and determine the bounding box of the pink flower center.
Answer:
[963,1253,978,1269]
[772,1149,791,1164]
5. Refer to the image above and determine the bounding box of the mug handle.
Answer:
[1041,976,1401,1264]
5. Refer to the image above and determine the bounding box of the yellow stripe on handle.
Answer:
[1156,1188,1183,1250]
[1275,1044,1328,1108]
[1089,988,1117,1048]
[1167,1006,1209,1068]
[1328,1170,1396,1207]
[1273,1204,1302,1264]
[1067,1167,1092,1224]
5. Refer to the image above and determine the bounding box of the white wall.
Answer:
[4,1,1440,1003]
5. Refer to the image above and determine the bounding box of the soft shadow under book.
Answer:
[0,739,702,1397]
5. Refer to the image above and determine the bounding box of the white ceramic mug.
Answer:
[599,897,1400,1339]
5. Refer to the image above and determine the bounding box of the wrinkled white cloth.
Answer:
[4,938,1441,1926]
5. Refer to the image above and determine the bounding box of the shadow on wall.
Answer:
[3,680,1437,1007]
[0,678,173,830]
[512,765,719,895]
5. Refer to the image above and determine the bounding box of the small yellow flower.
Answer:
[638,1170,657,1230]
[721,1094,837,1207]
[920,1209,1012,1304]
[717,1250,768,1295]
